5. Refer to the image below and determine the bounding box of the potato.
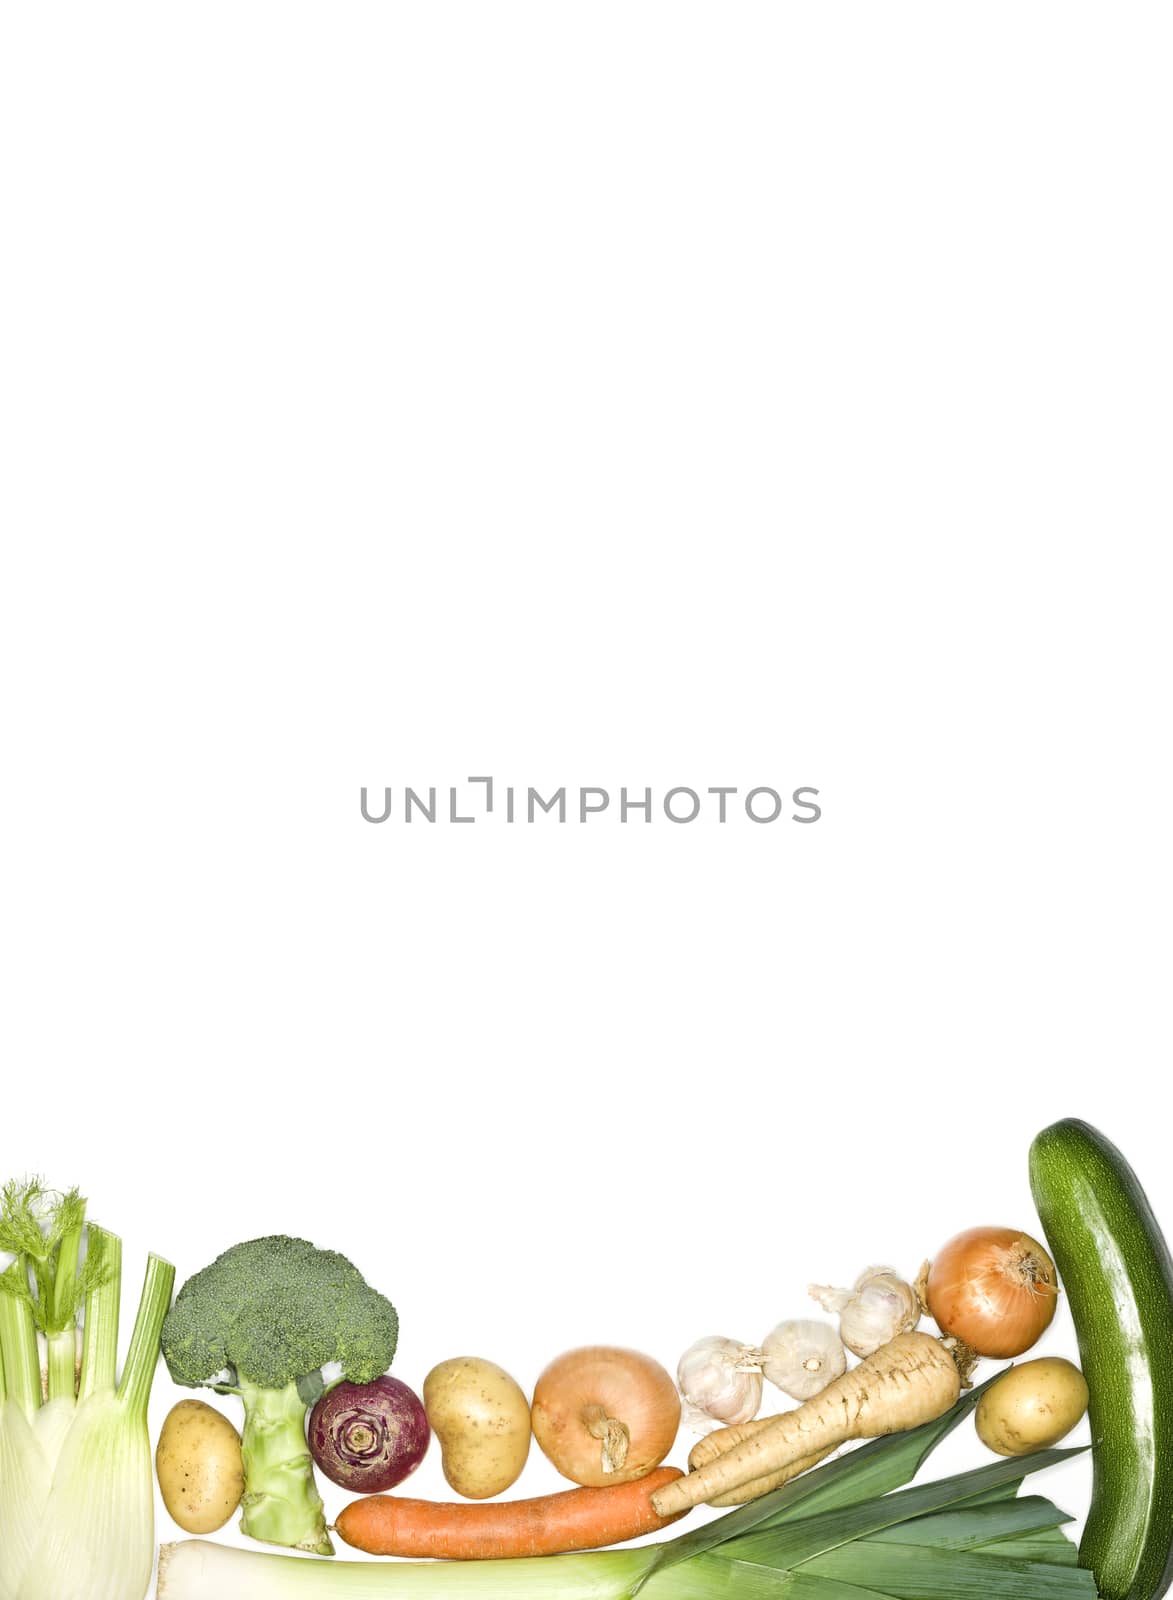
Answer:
[156,1398,244,1533]
[975,1357,1090,1457]
[423,1356,531,1498]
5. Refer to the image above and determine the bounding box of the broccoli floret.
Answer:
[162,1234,398,1393]
[161,1236,398,1555]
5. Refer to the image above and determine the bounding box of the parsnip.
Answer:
[707,1451,834,1507]
[687,1418,833,1506]
[687,1414,776,1469]
[651,1332,960,1516]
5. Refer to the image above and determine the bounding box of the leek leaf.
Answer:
[724,1446,1084,1568]
[802,1540,1098,1598]
[777,1578,896,1600]
[980,1531,1081,1564]
[866,1495,1071,1548]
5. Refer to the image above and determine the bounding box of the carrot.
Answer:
[335,1466,687,1559]
[651,1331,960,1516]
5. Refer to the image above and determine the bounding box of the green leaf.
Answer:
[724,1447,1085,1569]
[0,1260,37,1315]
[947,1478,1024,1507]
[662,1550,823,1600]
[0,1181,99,1336]
[979,1530,1080,1565]
[296,1370,326,1406]
[635,1371,1001,1590]
[868,1496,1072,1549]
[802,1541,1098,1598]
[779,1577,896,1600]
[0,1179,52,1259]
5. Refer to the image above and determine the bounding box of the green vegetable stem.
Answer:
[239,1378,331,1554]
[160,1233,400,1556]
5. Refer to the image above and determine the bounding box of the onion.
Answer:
[308,1376,430,1492]
[531,1346,681,1487]
[925,1225,1058,1357]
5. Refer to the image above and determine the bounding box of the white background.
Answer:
[2,5,1171,1595]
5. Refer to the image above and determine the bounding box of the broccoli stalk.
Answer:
[160,1235,399,1557]
[238,1378,331,1554]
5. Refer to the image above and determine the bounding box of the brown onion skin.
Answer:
[926,1225,1058,1358]
[309,1376,430,1493]
[531,1346,681,1488]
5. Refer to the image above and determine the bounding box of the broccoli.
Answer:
[161,1235,399,1555]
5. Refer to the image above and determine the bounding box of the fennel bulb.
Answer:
[0,1180,174,1600]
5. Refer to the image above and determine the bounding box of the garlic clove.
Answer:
[760,1319,847,1401]
[808,1266,921,1358]
[676,1336,764,1427]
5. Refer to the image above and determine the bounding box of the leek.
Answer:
[0,1178,174,1600]
[159,1388,1093,1600]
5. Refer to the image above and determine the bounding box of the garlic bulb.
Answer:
[677,1336,764,1426]
[760,1319,846,1400]
[808,1265,921,1358]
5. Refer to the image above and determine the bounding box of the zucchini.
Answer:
[1029,1118,1173,1600]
